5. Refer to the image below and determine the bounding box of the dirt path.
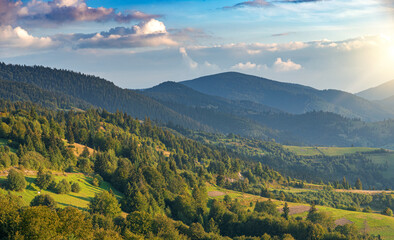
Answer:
[335,218,353,226]
[278,205,311,215]
[208,191,226,197]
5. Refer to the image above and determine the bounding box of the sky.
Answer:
[0,0,393,92]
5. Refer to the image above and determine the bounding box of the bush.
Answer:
[254,199,279,216]
[71,182,81,193]
[30,194,56,208]
[7,169,26,191]
[35,168,54,190]
[55,179,71,194]
[92,174,103,187]
[89,191,121,217]
[382,207,393,217]
[362,206,372,213]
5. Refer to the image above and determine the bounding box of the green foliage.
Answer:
[7,169,26,191]
[30,194,56,208]
[126,211,153,235]
[282,202,290,220]
[254,199,279,216]
[71,182,81,193]
[55,179,71,194]
[89,191,121,217]
[382,207,393,217]
[35,168,54,190]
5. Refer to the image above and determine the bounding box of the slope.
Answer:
[181,72,394,121]
[0,62,208,131]
[357,79,394,101]
[142,81,284,139]
[0,78,92,110]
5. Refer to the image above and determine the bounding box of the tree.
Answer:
[307,203,317,220]
[254,199,279,216]
[282,202,290,220]
[7,169,26,191]
[89,191,121,217]
[382,207,393,217]
[355,178,362,190]
[55,179,71,194]
[71,182,81,193]
[30,194,56,208]
[35,168,53,190]
[126,211,153,235]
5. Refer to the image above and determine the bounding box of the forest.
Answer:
[0,99,389,239]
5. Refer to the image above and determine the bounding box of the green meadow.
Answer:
[284,145,380,156]
[207,184,394,239]
[0,173,122,211]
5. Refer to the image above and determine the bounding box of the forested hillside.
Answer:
[181,72,394,121]
[0,63,207,131]
[0,100,389,239]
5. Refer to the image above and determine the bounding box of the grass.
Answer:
[206,184,394,239]
[365,152,394,179]
[0,173,123,211]
[284,145,380,156]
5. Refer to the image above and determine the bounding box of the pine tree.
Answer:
[355,178,362,190]
[282,202,290,220]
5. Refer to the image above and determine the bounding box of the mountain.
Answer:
[357,79,394,101]
[142,81,284,140]
[181,72,394,121]
[0,62,208,131]
[0,78,92,110]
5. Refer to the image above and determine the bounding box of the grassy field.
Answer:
[206,184,394,239]
[0,173,123,211]
[284,145,380,156]
[365,152,394,179]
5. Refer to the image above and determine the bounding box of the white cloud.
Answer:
[0,25,54,49]
[180,47,198,69]
[67,19,177,49]
[231,61,262,70]
[273,58,302,72]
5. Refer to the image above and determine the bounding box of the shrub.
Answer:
[35,168,54,190]
[71,182,81,193]
[55,179,71,194]
[382,207,393,217]
[89,191,121,217]
[7,169,26,191]
[92,174,103,187]
[30,194,56,208]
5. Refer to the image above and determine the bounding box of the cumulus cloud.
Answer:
[56,19,177,49]
[231,62,267,70]
[224,0,271,9]
[273,58,302,72]
[0,0,160,26]
[180,47,198,69]
[0,25,54,49]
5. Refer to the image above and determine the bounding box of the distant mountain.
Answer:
[142,81,284,140]
[0,62,208,131]
[357,79,394,101]
[181,72,394,121]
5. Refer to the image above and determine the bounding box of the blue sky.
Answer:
[1,0,393,92]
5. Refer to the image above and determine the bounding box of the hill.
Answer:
[0,62,208,131]
[142,81,284,140]
[181,72,394,121]
[0,78,92,110]
[357,79,394,101]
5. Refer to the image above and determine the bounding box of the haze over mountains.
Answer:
[1,62,394,148]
